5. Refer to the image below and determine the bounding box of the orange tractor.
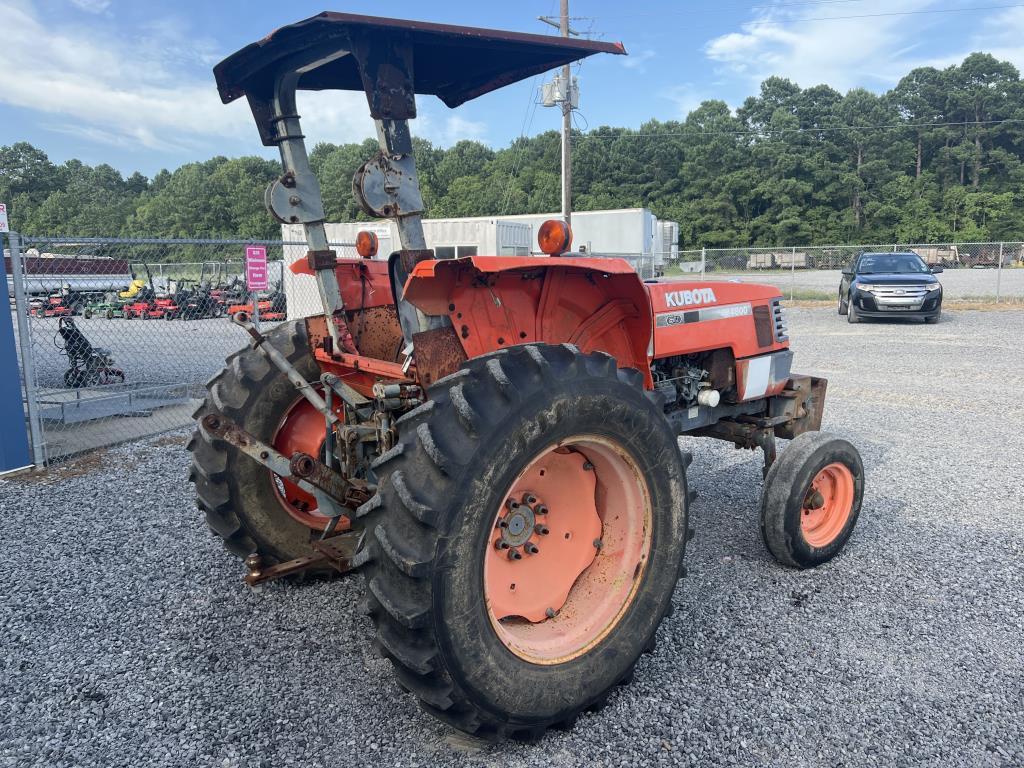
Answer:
[191,13,864,739]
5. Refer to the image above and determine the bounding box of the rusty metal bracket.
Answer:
[231,311,340,423]
[694,419,777,478]
[243,530,363,586]
[200,413,372,510]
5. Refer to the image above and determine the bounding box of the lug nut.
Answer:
[534,524,549,536]
[505,498,518,510]
[593,538,603,550]
[583,461,594,470]
[494,539,510,550]
[535,504,549,516]
[524,542,539,555]
[545,608,556,619]
[507,548,523,561]
[524,493,538,505]
[497,518,509,529]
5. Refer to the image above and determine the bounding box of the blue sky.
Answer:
[2,0,1023,177]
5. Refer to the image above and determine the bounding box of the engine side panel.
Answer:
[646,280,789,361]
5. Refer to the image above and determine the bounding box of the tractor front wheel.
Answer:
[760,431,864,568]
[360,344,690,738]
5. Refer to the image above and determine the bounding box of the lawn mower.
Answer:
[29,286,89,318]
[180,283,225,320]
[83,292,127,319]
[29,294,75,318]
[191,13,864,740]
[55,316,124,388]
[120,265,186,319]
[226,282,286,321]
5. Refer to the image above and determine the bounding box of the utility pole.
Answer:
[539,3,576,227]
[559,0,572,227]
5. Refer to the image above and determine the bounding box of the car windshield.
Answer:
[858,254,929,274]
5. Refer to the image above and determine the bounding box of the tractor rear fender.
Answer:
[403,256,655,387]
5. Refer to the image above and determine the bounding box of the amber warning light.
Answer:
[537,219,572,256]
[356,230,379,259]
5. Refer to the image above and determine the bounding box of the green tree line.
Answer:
[3,53,1023,248]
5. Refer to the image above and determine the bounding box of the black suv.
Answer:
[839,251,943,324]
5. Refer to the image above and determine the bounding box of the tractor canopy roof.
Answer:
[215,12,625,120]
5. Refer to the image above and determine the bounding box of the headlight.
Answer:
[925,283,942,291]
[856,283,881,293]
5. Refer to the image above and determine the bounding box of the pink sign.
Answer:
[245,246,268,290]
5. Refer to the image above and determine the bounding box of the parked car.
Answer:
[838,251,943,324]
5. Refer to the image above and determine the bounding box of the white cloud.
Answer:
[417,112,489,146]
[661,83,714,119]
[964,7,1024,71]
[623,49,656,72]
[0,1,483,160]
[704,0,945,91]
[69,0,110,13]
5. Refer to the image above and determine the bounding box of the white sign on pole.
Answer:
[0,204,9,233]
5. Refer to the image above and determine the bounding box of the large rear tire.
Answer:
[359,344,690,739]
[188,320,333,564]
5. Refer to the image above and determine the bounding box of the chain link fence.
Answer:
[4,234,356,464]
[672,242,1024,302]
[5,233,1020,464]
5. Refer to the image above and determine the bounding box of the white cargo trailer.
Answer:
[282,208,679,318]
[282,218,532,319]
[655,220,679,276]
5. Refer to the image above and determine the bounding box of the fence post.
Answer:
[701,247,706,278]
[996,242,1004,304]
[7,233,46,466]
[251,286,261,330]
[790,246,796,301]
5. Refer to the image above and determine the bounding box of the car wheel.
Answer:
[838,289,848,315]
[846,297,860,324]
[925,310,940,325]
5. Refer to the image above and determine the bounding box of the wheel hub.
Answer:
[495,496,544,551]
[800,462,855,547]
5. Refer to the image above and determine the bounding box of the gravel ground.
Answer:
[2,307,1023,768]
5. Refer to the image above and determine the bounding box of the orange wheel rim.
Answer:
[270,395,348,531]
[483,436,652,665]
[800,462,854,548]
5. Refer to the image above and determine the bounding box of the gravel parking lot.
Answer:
[2,307,1023,768]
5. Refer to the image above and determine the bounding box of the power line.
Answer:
[500,76,542,214]
[571,118,1024,141]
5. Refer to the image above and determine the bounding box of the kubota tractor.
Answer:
[190,13,864,740]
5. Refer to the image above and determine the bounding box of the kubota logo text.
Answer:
[664,288,717,308]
